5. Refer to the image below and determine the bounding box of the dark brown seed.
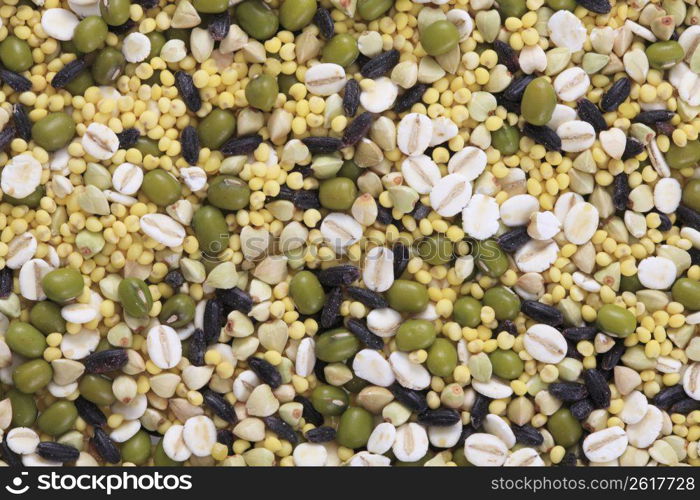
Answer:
[188,328,206,366]
[493,40,519,73]
[320,287,343,328]
[264,416,298,444]
[302,136,344,153]
[0,439,21,467]
[676,204,700,231]
[180,125,200,165]
[633,109,674,125]
[497,226,530,253]
[470,393,490,429]
[133,0,159,8]
[217,429,234,453]
[117,127,140,149]
[37,442,80,463]
[108,19,136,34]
[164,269,185,289]
[305,426,336,443]
[613,172,629,211]
[549,382,589,402]
[220,133,263,156]
[559,451,577,466]
[342,78,360,116]
[313,7,334,39]
[174,71,201,112]
[600,342,625,370]
[0,266,12,298]
[621,137,644,160]
[577,98,607,133]
[0,67,31,92]
[376,205,393,225]
[294,395,323,426]
[203,389,237,423]
[574,0,611,13]
[600,77,631,112]
[51,58,87,89]
[495,92,521,114]
[361,49,400,79]
[0,123,16,151]
[215,287,253,314]
[203,298,225,343]
[656,211,672,231]
[583,369,611,408]
[83,349,128,374]
[498,319,517,336]
[393,83,428,113]
[522,123,561,151]
[456,425,476,447]
[570,398,595,420]
[417,408,460,426]
[389,383,428,412]
[521,300,563,326]
[342,112,374,147]
[655,120,675,136]
[562,326,597,341]
[91,427,121,464]
[317,264,360,286]
[410,202,431,220]
[653,384,686,409]
[12,103,30,141]
[392,242,409,278]
[248,356,282,388]
[208,11,230,41]
[670,398,700,414]
[566,340,583,360]
[275,185,321,210]
[511,424,544,446]
[347,318,384,349]
[75,396,107,427]
[503,74,534,102]
[346,286,388,309]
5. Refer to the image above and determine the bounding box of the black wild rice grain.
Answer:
[376,205,393,225]
[248,356,282,388]
[220,133,263,156]
[600,77,631,112]
[0,266,12,298]
[12,103,30,140]
[493,39,520,73]
[495,92,521,114]
[180,125,200,165]
[320,287,343,328]
[389,383,428,412]
[117,127,140,149]
[393,83,428,113]
[0,123,16,151]
[164,269,185,289]
[613,172,630,211]
[520,300,564,326]
[294,395,323,426]
[670,398,700,414]
[361,49,400,79]
[37,442,80,463]
[417,408,461,426]
[313,7,334,39]
[548,382,589,402]
[676,205,700,231]
[317,264,360,286]
[392,241,410,278]
[0,439,21,467]
[203,298,225,343]
[559,452,577,466]
[215,287,253,314]
[600,342,625,370]
[456,425,476,447]
[583,369,611,408]
[498,319,517,336]
[174,71,202,112]
[301,136,344,153]
[133,0,159,7]
[497,226,530,253]
[621,137,644,160]
[75,396,107,427]
[653,384,687,409]
[522,123,561,151]
[570,398,595,420]
[503,74,535,102]
[410,202,431,221]
[342,111,374,147]
[347,318,384,349]
[656,212,672,231]
[91,427,121,464]
[188,328,206,366]
[108,19,136,34]
[346,286,388,309]
[305,426,336,443]
[470,394,490,429]
[83,349,128,373]
[0,67,32,92]
[574,0,611,14]
[342,78,360,117]
[562,326,597,341]
[208,11,230,40]
[577,98,607,133]
[51,58,87,88]
[217,429,234,453]
[511,425,544,446]
[633,109,675,125]
[264,416,298,444]
[203,389,237,423]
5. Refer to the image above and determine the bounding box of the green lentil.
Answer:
[73,16,108,53]
[289,270,326,314]
[426,338,458,377]
[78,374,116,406]
[13,359,53,394]
[41,268,84,303]
[322,34,360,67]
[5,321,47,358]
[386,280,429,313]
[547,408,582,448]
[336,406,373,448]
[118,278,154,318]
[236,0,280,40]
[31,113,77,152]
[197,108,236,149]
[319,177,358,210]
[192,205,230,256]
[489,348,524,380]
[245,74,279,112]
[315,328,360,362]
[279,0,317,31]
[395,319,436,351]
[37,401,78,436]
[482,286,521,320]
[311,384,349,415]
[141,169,182,206]
[0,35,33,72]
[207,175,251,211]
[596,304,637,337]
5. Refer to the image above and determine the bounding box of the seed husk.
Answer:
[188,328,206,367]
[51,58,87,89]
[203,389,237,424]
[361,49,400,79]
[248,356,282,389]
[37,442,80,463]
[493,40,520,73]
[305,426,336,443]
[12,104,30,141]
[174,71,202,112]
[320,287,343,328]
[522,123,561,151]
[0,67,32,92]
[548,382,589,402]
[389,383,428,413]
[574,0,611,14]
[302,136,344,153]
[342,112,374,147]
[75,396,107,427]
[180,125,200,165]
[347,318,384,349]
[117,128,140,149]
[314,7,334,39]
[343,79,360,116]
[90,427,121,464]
[577,98,607,133]
[318,265,360,286]
[346,286,388,309]
[600,77,631,112]
[264,416,298,444]
[208,11,230,41]
[393,84,429,113]
[83,349,128,374]
[511,424,544,446]
[521,300,564,326]
[583,369,611,408]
